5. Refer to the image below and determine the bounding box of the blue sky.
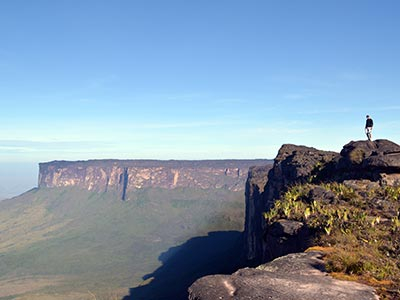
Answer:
[1,0,400,197]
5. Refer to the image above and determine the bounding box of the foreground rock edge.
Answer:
[188,251,379,300]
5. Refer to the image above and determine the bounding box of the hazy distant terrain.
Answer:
[0,186,246,299]
[0,162,38,200]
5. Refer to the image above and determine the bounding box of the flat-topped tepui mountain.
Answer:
[4,141,400,300]
[0,158,272,300]
[38,159,270,200]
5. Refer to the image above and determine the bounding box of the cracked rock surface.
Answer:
[188,252,378,300]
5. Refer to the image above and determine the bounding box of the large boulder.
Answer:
[263,219,311,262]
[188,251,378,300]
[335,139,400,181]
[263,144,338,210]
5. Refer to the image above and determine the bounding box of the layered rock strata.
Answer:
[38,159,272,200]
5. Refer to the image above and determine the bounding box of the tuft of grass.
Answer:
[321,182,358,202]
[383,186,400,201]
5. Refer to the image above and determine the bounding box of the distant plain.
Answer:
[0,186,245,299]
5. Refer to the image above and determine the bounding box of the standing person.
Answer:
[365,115,373,141]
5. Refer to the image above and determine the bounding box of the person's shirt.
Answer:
[366,118,373,128]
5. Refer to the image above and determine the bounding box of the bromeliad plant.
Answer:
[263,182,400,298]
[264,183,369,235]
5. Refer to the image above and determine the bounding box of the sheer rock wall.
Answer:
[38,159,272,200]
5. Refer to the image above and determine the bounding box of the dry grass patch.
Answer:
[0,202,70,253]
[265,182,400,299]
[0,276,65,298]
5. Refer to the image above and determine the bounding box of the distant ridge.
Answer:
[39,159,272,200]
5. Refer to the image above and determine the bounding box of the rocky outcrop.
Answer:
[333,139,400,182]
[190,139,400,300]
[244,144,337,262]
[188,251,379,300]
[244,139,400,263]
[263,144,338,210]
[38,159,272,200]
[262,219,311,262]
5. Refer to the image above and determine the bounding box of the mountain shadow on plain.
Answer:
[124,230,244,300]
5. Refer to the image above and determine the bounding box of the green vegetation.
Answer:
[0,187,245,299]
[264,183,400,299]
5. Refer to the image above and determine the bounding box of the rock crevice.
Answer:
[189,252,379,300]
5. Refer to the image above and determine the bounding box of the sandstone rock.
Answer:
[244,144,337,263]
[307,186,337,204]
[342,179,380,191]
[336,139,400,180]
[269,219,304,236]
[38,159,272,200]
[234,140,400,300]
[380,173,400,186]
[263,219,310,262]
[244,140,400,263]
[244,165,272,262]
[188,252,378,300]
[263,144,338,210]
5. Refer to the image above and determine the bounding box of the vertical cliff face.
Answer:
[243,165,271,263]
[244,139,400,264]
[244,144,338,263]
[38,159,271,200]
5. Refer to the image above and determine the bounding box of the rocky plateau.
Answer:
[190,139,400,300]
[38,159,272,200]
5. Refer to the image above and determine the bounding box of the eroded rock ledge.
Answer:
[188,252,379,300]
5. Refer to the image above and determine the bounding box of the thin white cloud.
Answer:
[164,93,206,101]
[283,94,306,100]
[296,103,400,116]
[0,146,35,153]
[241,125,311,136]
[265,73,338,89]
[124,92,207,103]
[339,71,370,81]
[215,98,247,104]
[0,140,114,150]
[78,98,97,104]
[86,74,119,89]
[299,108,353,115]
[283,88,320,100]
[129,120,236,129]
[375,105,400,111]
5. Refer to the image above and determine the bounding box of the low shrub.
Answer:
[264,182,400,299]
